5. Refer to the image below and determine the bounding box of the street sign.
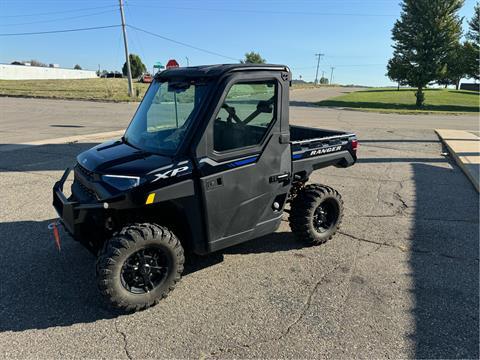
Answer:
[166,59,179,69]
[152,62,164,75]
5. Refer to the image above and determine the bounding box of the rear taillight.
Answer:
[351,139,358,151]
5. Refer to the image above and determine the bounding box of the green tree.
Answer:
[122,54,146,78]
[387,0,464,106]
[243,52,266,64]
[467,2,479,44]
[437,42,470,89]
[74,64,82,70]
[30,59,47,67]
[386,57,410,89]
[319,77,329,85]
[465,2,479,80]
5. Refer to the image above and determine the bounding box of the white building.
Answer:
[0,64,98,80]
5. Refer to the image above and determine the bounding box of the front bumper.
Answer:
[53,168,105,237]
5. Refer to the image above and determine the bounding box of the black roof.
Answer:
[157,63,290,79]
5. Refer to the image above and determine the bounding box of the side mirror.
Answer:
[257,100,273,113]
[168,81,190,93]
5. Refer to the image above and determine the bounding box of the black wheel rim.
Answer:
[313,199,339,234]
[120,247,171,294]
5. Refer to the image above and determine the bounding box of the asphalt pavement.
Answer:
[0,90,478,358]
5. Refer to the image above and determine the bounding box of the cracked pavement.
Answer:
[0,91,478,358]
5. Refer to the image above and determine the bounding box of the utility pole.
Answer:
[185,56,190,67]
[330,67,335,85]
[321,70,325,83]
[119,0,133,97]
[314,53,324,85]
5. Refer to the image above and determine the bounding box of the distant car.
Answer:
[100,72,123,78]
[139,73,153,83]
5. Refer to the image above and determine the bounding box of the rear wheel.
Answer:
[289,184,343,245]
[96,223,184,312]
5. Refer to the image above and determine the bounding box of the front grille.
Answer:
[72,162,97,202]
[79,181,97,199]
[75,163,94,181]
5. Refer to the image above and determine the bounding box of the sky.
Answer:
[0,0,477,86]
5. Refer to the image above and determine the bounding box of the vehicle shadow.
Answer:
[0,217,304,332]
[0,141,307,332]
[0,219,115,332]
[223,230,303,255]
[184,231,303,275]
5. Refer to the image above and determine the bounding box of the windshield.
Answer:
[124,79,209,155]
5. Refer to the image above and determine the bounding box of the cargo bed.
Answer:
[289,125,357,179]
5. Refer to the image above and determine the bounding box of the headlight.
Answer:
[102,175,142,191]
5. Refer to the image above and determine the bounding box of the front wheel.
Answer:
[289,184,344,246]
[96,223,184,312]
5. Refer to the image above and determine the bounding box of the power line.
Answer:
[126,4,396,17]
[124,3,148,65]
[330,63,386,67]
[291,63,386,70]
[324,54,384,58]
[0,25,121,37]
[0,4,117,18]
[127,24,239,62]
[0,9,117,27]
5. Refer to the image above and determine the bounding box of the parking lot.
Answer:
[0,89,478,358]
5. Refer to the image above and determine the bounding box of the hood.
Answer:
[77,139,173,177]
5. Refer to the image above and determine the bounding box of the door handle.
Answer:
[206,176,223,190]
[269,172,291,183]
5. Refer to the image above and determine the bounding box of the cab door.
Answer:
[196,73,291,252]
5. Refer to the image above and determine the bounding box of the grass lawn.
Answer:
[0,78,150,102]
[317,88,479,114]
[291,83,347,90]
[0,77,336,102]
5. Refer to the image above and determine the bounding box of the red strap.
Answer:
[53,223,61,251]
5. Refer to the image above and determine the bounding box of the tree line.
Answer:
[387,0,479,106]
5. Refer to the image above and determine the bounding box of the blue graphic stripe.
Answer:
[292,153,303,159]
[227,156,258,168]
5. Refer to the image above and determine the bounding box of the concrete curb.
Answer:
[435,129,479,192]
[0,130,125,153]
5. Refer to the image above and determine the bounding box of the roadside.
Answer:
[317,88,479,115]
[0,87,354,145]
[290,86,362,105]
[3,78,477,117]
[0,78,149,102]
[2,88,478,146]
[0,78,346,103]
[0,97,137,144]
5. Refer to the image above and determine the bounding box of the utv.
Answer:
[53,64,357,312]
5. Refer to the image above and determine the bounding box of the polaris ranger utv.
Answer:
[53,64,357,312]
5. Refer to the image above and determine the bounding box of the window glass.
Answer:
[124,80,209,155]
[213,81,276,152]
